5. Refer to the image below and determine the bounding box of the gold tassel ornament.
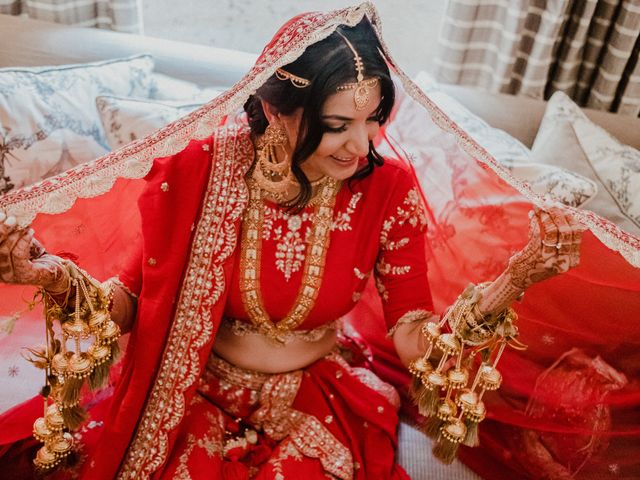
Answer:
[25,262,119,472]
[423,396,457,439]
[407,283,525,464]
[432,418,467,464]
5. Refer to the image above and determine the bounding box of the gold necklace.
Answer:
[259,174,331,207]
[239,176,341,343]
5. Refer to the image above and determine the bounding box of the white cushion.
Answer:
[412,72,598,208]
[532,91,640,235]
[149,72,222,102]
[0,56,155,193]
[96,94,221,150]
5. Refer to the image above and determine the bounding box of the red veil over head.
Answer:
[0,3,639,479]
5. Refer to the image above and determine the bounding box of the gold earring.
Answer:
[252,122,295,202]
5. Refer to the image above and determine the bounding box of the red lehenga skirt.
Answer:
[1,349,409,480]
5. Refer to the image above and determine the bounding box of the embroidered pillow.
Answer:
[532,92,640,235]
[0,56,154,193]
[411,72,598,208]
[96,94,221,150]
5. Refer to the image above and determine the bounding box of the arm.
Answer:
[386,200,583,369]
[391,206,584,367]
[370,170,436,366]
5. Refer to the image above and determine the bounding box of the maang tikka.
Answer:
[335,31,379,110]
[275,30,379,110]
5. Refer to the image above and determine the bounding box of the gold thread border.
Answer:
[117,127,251,478]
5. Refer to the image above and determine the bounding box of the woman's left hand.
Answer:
[506,206,584,290]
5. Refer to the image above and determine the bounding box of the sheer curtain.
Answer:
[433,0,640,116]
[0,0,143,33]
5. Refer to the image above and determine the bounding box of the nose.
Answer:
[345,124,370,158]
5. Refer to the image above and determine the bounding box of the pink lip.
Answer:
[331,155,357,164]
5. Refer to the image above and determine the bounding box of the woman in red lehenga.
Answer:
[0,3,638,480]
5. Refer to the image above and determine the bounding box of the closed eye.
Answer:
[323,123,348,133]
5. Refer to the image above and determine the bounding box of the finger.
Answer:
[29,236,46,259]
[566,214,584,268]
[538,210,559,255]
[0,216,18,243]
[13,233,48,286]
[0,229,28,281]
[11,230,34,266]
[0,211,5,222]
[551,209,573,256]
[528,209,541,240]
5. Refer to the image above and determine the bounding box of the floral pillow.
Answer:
[411,72,598,208]
[532,92,640,235]
[95,94,221,150]
[0,56,155,194]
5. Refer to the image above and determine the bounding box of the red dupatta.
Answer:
[0,3,639,479]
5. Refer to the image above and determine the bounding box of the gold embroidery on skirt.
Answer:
[206,354,354,480]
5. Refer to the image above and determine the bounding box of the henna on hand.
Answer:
[507,207,584,291]
[0,213,66,289]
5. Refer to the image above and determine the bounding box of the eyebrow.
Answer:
[321,114,353,121]
[321,113,378,121]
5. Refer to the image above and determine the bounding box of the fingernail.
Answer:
[28,228,35,236]
[0,212,5,221]
[5,216,16,227]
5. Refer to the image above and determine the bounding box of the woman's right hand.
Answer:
[0,211,67,291]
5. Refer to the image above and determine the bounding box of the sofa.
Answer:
[1,13,639,480]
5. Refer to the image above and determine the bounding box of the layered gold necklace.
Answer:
[240,176,341,343]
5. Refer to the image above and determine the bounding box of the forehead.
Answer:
[321,82,382,117]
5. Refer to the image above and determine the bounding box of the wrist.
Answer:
[41,257,69,291]
[476,273,523,315]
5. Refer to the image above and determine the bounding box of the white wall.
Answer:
[142,0,447,76]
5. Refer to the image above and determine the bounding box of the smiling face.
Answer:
[278,81,383,182]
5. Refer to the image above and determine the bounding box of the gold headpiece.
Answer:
[336,31,379,110]
[275,68,310,88]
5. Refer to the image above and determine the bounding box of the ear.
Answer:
[259,99,281,125]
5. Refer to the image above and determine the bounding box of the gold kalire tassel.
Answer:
[25,265,119,472]
[407,283,525,464]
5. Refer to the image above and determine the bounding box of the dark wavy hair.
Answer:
[243,17,395,210]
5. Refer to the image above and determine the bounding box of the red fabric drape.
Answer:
[0,4,638,479]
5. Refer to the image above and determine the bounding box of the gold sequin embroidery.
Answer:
[261,191,362,281]
[380,187,427,251]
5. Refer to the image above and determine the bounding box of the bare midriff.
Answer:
[212,320,338,373]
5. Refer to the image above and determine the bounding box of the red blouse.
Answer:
[224,158,434,331]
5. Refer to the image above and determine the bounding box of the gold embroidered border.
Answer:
[205,353,271,391]
[239,177,340,342]
[387,309,436,337]
[107,276,138,299]
[223,317,339,346]
[117,126,252,479]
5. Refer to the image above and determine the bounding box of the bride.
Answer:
[1,3,635,479]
